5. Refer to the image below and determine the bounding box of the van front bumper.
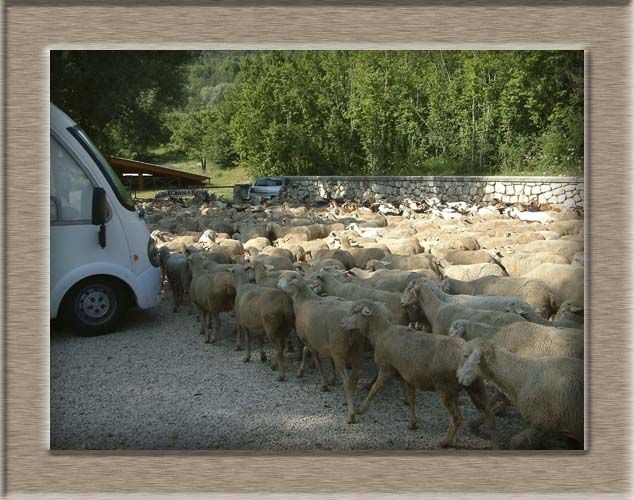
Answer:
[134,266,163,309]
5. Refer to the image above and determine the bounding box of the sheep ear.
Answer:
[361,306,372,316]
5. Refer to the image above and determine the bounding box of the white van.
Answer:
[50,103,162,335]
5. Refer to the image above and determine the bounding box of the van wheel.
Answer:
[63,277,129,336]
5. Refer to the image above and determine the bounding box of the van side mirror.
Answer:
[92,187,107,248]
[92,187,107,225]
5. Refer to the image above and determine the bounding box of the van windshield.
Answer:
[68,126,136,212]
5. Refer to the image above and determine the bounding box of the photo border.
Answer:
[4,2,631,497]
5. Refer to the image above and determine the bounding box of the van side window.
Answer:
[51,136,94,222]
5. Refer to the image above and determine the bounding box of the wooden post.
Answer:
[137,173,144,190]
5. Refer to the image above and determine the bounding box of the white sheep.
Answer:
[277,275,364,424]
[441,275,555,319]
[449,319,584,359]
[457,338,583,449]
[340,300,500,449]
[229,267,295,381]
[400,280,528,336]
[188,253,237,344]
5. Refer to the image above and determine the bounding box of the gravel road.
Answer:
[50,296,541,451]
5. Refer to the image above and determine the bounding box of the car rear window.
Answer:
[254,178,283,187]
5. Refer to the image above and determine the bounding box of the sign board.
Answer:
[154,188,209,199]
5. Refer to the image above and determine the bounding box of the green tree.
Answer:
[50,50,193,157]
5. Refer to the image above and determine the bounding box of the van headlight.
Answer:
[148,237,160,267]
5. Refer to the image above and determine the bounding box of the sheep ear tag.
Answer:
[361,306,372,316]
[515,306,527,315]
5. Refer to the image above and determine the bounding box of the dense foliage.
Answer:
[51,50,583,176]
[51,51,193,158]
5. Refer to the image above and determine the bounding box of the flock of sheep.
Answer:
[145,193,584,451]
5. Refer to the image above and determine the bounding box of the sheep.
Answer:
[400,280,528,336]
[514,240,584,263]
[294,258,347,275]
[432,249,495,266]
[441,276,555,319]
[158,245,171,284]
[440,262,506,281]
[313,270,410,325]
[277,275,364,424]
[198,229,216,249]
[380,253,439,272]
[378,237,423,256]
[292,239,328,258]
[414,276,539,318]
[344,268,436,293]
[554,300,584,326]
[449,319,583,359]
[165,253,193,312]
[251,261,301,288]
[216,239,245,260]
[229,266,295,381]
[523,263,584,310]
[340,300,500,449]
[251,253,294,272]
[243,237,272,251]
[457,338,583,449]
[498,251,568,277]
[188,253,237,344]
[312,248,356,270]
[339,234,389,269]
[260,246,296,262]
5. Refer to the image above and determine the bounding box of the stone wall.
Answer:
[283,175,584,208]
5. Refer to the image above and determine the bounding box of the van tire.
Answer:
[62,277,129,336]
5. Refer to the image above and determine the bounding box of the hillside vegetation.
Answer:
[52,50,583,178]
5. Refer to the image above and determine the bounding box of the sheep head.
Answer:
[400,284,418,308]
[448,320,468,338]
[440,279,452,293]
[457,338,494,386]
[340,301,374,333]
[506,301,530,316]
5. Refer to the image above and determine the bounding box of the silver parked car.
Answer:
[247,177,286,202]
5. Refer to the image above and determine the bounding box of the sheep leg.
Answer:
[326,358,336,386]
[406,383,417,430]
[273,338,286,382]
[356,367,395,415]
[205,314,214,344]
[297,346,310,378]
[258,335,267,363]
[511,425,542,450]
[466,382,500,450]
[242,328,252,363]
[295,335,305,362]
[211,313,221,344]
[361,371,378,391]
[312,353,331,392]
[437,391,462,448]
[333,357,356,424]
[234,314,243,351]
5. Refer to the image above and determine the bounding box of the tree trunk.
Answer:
[201,158,207,172]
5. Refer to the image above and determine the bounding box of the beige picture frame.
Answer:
[4,1,630,497]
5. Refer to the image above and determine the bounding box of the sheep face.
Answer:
[448,320,468,338]
[400,285,418,308]
[457,346,482,386]
[340,302,373,333]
